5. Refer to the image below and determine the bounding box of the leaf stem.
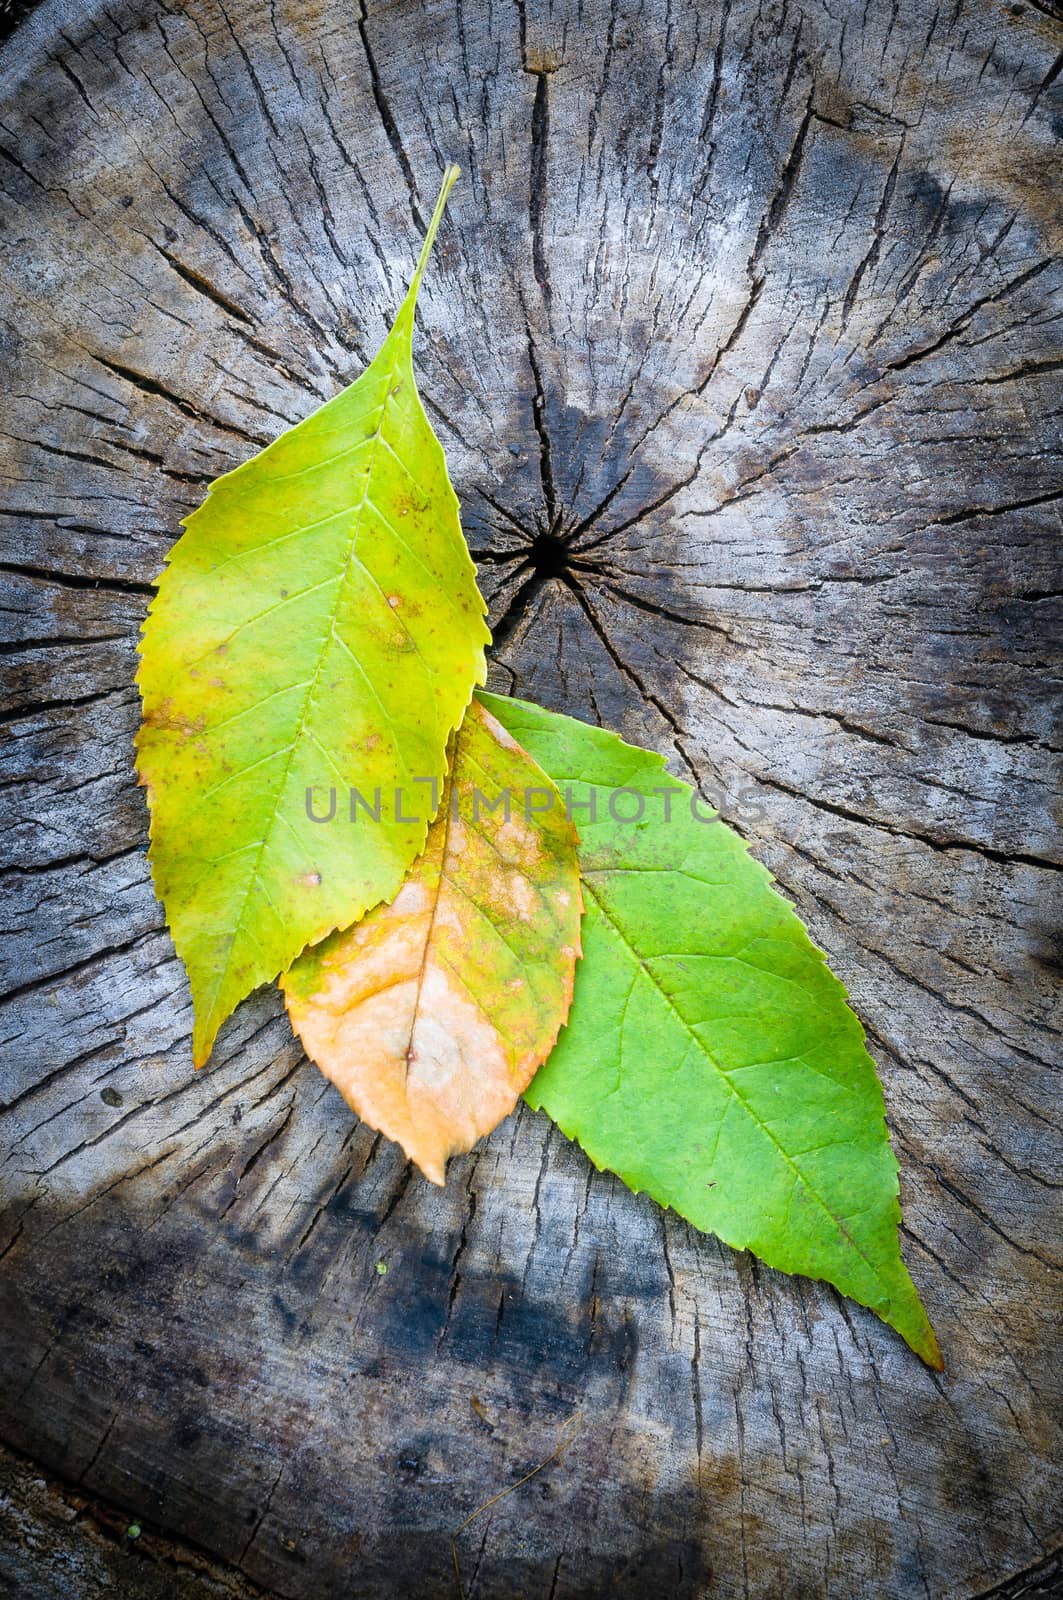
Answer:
[407,163,461,303]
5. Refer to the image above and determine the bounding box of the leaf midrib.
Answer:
[400,723,561,1077]
[403,764,453,1082]
[199,333,418,1040]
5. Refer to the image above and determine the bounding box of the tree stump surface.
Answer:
[0,0,1060,1595]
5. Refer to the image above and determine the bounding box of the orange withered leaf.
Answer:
[282,697,582,1183]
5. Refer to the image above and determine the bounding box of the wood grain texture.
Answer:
[0,0,1060,1595]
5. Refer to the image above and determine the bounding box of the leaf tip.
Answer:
[890,1269,943,1369]
[191,1018,217,1071]
[917,1323,944,1371]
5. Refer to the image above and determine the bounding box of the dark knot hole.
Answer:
[528,529,570,580]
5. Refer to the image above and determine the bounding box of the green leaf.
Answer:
[137,166,489,1066]
[481,692,941,1367]
[283,697,582,1185]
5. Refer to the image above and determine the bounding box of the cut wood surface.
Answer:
[0,0,1060,1596]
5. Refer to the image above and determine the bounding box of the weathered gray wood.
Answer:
[0,1440,271,1599]
[0,0,1060,1595]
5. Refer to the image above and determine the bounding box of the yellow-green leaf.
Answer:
[136,167,489,1066]
[483,692,941,1367]
[283,698,582,1184]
